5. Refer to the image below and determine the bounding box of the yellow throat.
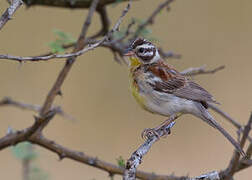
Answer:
[128,56,141,68]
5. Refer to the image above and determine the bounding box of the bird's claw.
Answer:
[141,128,160,140]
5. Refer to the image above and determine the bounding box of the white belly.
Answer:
[143,91,198,117]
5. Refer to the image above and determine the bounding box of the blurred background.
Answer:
[0,0,251,179]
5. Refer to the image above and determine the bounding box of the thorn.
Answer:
[108,172,114,178]
[6,126,14,135]
[58,153,66,160]
[33,115,40,122]
[88,157,98,165]
[18,61,24,69]
[57,89,63,97]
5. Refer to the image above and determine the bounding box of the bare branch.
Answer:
[159,48,181,59]
[0,40,105,62]
[208,104,241,129]
[95,6,110,37]
[0,97,40,111]
[226,113,252,178]
[181,65,225,76]
[0,0,23,31]
[208,103,252,143]
[219,113,252,180]
[0,97,74,121]
[22,0,136,9]
[123,116,177,180]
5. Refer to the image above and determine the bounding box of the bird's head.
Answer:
[124,38,160,67]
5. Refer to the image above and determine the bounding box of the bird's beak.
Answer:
[123,48,135,56]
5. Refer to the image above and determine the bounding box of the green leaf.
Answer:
[49,41,65,53]
[48,29,76,53]
[116,156,125,168]
[11,142,37,160]
[53,29,76,44]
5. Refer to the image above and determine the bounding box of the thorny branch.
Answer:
[0,0,251,180]
[0,0,179,63]
[0,0,23,31]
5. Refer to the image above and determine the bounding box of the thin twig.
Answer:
[159,48,181,59]
[0,40,105,62]
[208,104,241,129]
[96,6,110,37]
[208,104,252,143]
[0,97,74,121]
[132,0,174,40]
[0,0,23,31]
[181,65,225,76]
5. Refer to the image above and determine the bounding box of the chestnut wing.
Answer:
[148,64,218,104]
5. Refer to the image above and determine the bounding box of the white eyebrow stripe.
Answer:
[138,51,153,56]
[137,44,154,49]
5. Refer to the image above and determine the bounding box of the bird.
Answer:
[124,37,245,156]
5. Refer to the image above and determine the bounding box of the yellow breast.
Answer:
[128,57,150,112]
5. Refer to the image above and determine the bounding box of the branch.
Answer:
[123,116,177,180]
[225,114,252,179]
[22,0,136,9]
[0,97,74,120]
[0,0,132,154]
[181,65,225,76]
[219,113,252,180]
[0,0,23,31]
[95,6,110,37]
[208,104,252,143]
[0,40,106,62]
[158,48,181,59]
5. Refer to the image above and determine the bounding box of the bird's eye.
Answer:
[138,48,144,53]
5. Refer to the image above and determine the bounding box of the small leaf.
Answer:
[49,42,65,53]
[48,29,76,53]
[116,156,125,168]
[11,142,37,160]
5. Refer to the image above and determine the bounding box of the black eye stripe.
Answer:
[139,55,152,61]
[138,48,154,53]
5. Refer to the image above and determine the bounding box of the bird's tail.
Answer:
[197,104,245,157]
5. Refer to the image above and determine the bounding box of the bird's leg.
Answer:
[141,114,180,139]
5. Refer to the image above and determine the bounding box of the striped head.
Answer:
[124,38,161,65]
